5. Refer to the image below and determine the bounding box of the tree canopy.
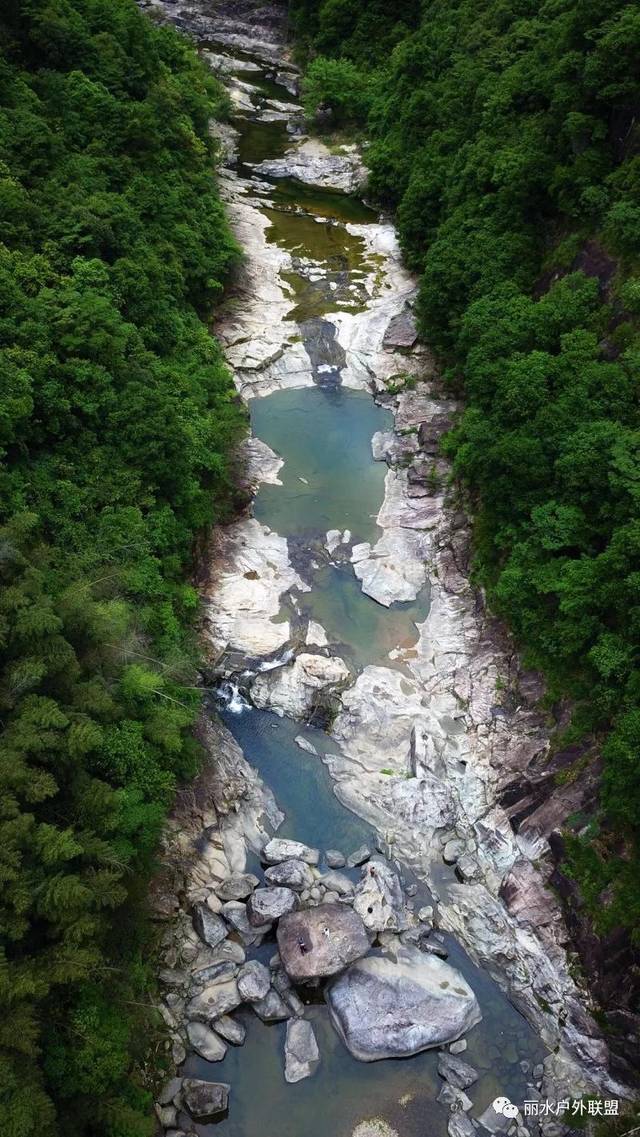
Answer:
[292,0,640,939]
[0,1,244,1133]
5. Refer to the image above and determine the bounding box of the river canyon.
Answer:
[141,2,629,1134]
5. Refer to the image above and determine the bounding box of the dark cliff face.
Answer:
[495,729,640,1084]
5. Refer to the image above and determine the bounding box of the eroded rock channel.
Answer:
[142,1,628,1134]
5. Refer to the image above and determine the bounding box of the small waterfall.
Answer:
[257,646,294,672]
[215,679,251,714]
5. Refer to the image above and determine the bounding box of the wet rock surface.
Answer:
[284,1018,321,1083]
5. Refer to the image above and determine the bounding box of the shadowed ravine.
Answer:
[142,1,626,1134]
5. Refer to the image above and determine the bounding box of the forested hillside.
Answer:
[0,1,243,1133]
[291,0,640,940]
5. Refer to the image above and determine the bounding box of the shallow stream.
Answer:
[176,30,548,1137]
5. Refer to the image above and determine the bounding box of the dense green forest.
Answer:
[0,1,243,1133]
[291,0,640,939]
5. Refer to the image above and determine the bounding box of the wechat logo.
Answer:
[492,1097,520,1120]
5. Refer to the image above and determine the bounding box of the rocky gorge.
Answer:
[139,1,633,1134]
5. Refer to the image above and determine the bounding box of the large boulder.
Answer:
[277,903,370,983]
[252,139,365,194]
[326,945,481,1061]
[262,838,320,866]
[247,886,298,925]
[284,1018,320,1083]
[182,1079,230,1120]
[265,858,315,891]
[251,652,350,719]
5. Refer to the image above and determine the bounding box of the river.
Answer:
[144,1,620,1133]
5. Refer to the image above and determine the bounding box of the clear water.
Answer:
[183,709,544,1137]
[176,32,548,1137]
[252,387,389,545]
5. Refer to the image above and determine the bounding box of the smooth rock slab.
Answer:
[277,903,370,983]
[186,1022,227,1062]
[247,886,298,925]
[325,849,346,869]
[263,838,320,866]
[213,1014,246,1045]
[284,1018,320,1083]
[265,858,315,891]
[182,1079,229,1120]
[326,945,481,1061]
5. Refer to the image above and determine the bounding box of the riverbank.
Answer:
[140,1,630,1132]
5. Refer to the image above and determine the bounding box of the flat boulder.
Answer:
[263,838,320,866]
[186,978,242,1022]
[277,903,370,983]
[186,1022,226,1062]
[182,1079,230,1120]
[321,870,355,899]
[213,1014,246,1045]
[247,886,298,925]
[326,944,481,1061]
[265,858,315,891]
